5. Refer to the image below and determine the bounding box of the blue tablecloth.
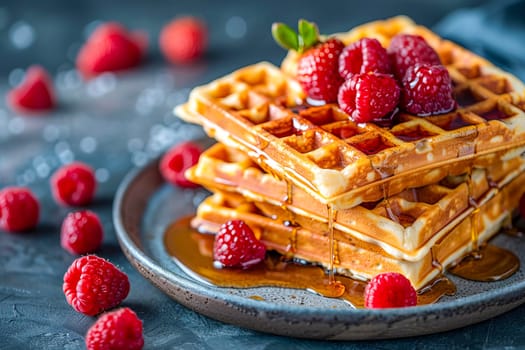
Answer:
[1,1,525,348]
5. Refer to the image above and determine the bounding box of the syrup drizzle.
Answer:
[447,169,520,282]
[326,204,345,297]
[372,163,400,223]
[164,217,456,307]
[466,169,481,255]
[449,244,520,281]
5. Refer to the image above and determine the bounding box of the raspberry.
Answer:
[159,141,202,188]
[85,307,144,350]
[387,34,441,79]
[364,272,417,308]
[401,64,456,116]
[63,255,130,316]
[51,162,97,206]
[213,220,266,268]
[337,72,400,123]
[0,187,39,233]
[159,17,207,64]
[6,65,55,113]
[338,38,391,80]
[61,210,104,255]
[297,38,345,102]
[76,22,147,79]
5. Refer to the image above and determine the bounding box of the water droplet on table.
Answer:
[95,168,110,182]
[225,16,247,39]
[9,21,35,49]
[86,73,117,97]
[80,136,97,153]
[8,117,25,134]
[8,68,25,87]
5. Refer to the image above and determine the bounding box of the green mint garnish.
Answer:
[298,19,319,52]
[272,22,299,51]
[272,19,320,53]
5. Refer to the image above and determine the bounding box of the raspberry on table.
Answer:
[61,210,104,255]
[297,38,345,103]
[159,16,208,64]
[76,22,148,79]
[337,72,400,123]
[387,34,441,80]
[213,220,266,268]
[401,64,456,116]
[85,307,144,350]
[338,38,391,80]
[364,272,417,308]
[159,141,202,188]
[50,161,97,206]
[6,65,55,113]
[63,255,130,316]
[0,187,40,233]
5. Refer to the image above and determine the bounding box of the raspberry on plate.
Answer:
[159,16,208,64]
[401,64,456,116]
[159,141,202,188]
[85,307,144,350]
[63,255,130,316]
[337,72,400,123]
[76,22,148,79]
[6,65,55,113]
[364,272,417,308]
[213,220,266,268]
[61,210,104,255]
[51,161,97,206]
[297,38,345,102]
[387,34,441,80]
[338,38,391,80]
[0,187,40,233]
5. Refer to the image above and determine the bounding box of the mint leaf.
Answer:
[298,19,319,52]
[272,22,299,51]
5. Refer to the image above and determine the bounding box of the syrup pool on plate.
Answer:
[162,216,484,307]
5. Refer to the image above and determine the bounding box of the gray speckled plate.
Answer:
[113,159,525,340]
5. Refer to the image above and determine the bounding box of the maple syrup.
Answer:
[326,204,345,297]
[331,125,360,140]
[392,125,438,142]
[454,88,481,107]
[373,164,400,223]
[417,276,456,304]
[449,244,519,282]
[480,108,512,121]
[446,169,520,282]
[350,135,395,155]
[430,114,473,131]
[164,217,455,307]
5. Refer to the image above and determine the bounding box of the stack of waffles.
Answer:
[175,17,525,290]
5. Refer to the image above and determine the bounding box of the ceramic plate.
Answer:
[113,159,525,340]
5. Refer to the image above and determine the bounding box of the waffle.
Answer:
[187,142,525,260]
[176,17,525,209]
[193,160,525,290]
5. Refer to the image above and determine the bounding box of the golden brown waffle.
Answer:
[192,163,525,290]
[187,143,525,260]
[176,17,525,209]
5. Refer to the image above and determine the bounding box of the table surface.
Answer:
[2,1,525,349]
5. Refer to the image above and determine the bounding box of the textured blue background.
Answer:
[1,0,525,348]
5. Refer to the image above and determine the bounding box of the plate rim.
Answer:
[113,158,525,339]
